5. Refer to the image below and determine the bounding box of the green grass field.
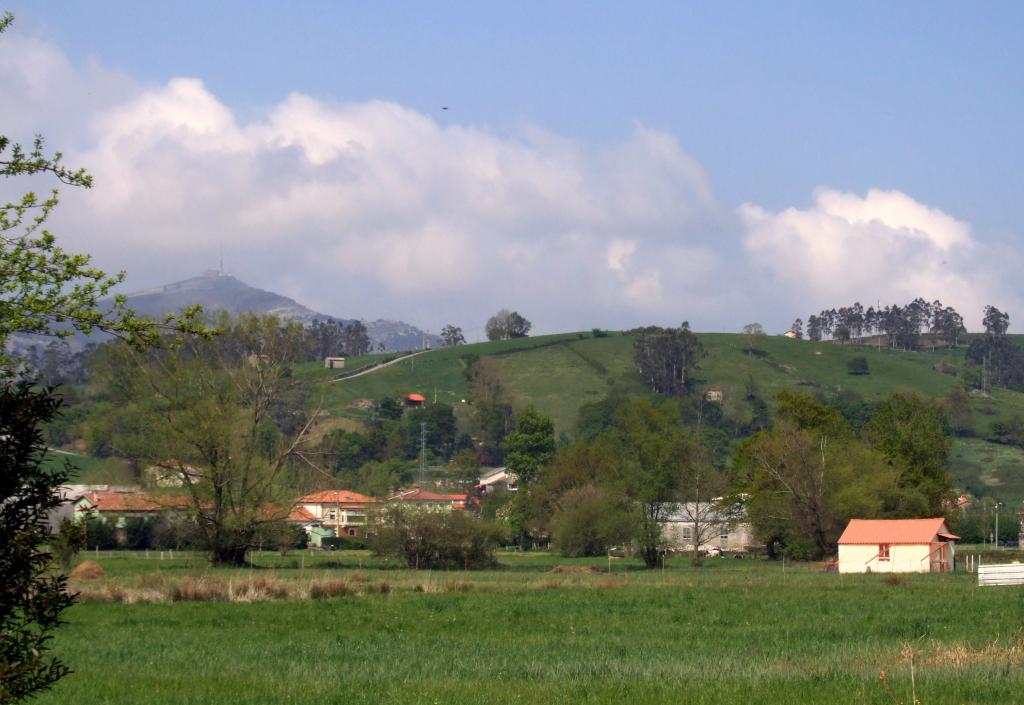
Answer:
[35,551,1024,705]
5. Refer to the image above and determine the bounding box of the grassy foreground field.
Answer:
[38,551,1024,705]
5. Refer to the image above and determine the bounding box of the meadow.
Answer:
[37,550,1024,705]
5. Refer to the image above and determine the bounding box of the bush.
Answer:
[847,357,869,375]
[370,507,498,569]
[320,535,368,551]
[123,517,153,550]
[82,517,118,550]
[550,485,637,557]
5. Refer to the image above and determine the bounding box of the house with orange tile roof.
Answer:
[297,489,381,537]
[837,518,959,574]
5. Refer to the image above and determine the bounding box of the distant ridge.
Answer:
[122,271,440,352]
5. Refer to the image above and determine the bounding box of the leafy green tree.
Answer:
[733,421,903,559]
[741,322,765,356]
[609,399,694,567]
[983,305,1010,335]
[440,324,465,347]
[485,309,531,341]
[0,383,76,701]
[630,323,705,396]
[549,485,637,557]
[503,407,556,485]
[98,315,316,565]
[370,507,499,569]
[863,392,952,513]
[944,386,975,437]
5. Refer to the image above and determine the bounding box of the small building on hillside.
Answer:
[324,356,346,369]
[837,518,959,574]
[388,488,479,512]
[704,387,724,403]
[403,393,426,407]
[783,329,800,339]
[477,467,517,494]
[296,489,380,538]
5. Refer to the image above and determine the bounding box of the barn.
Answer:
[837,518,959,574]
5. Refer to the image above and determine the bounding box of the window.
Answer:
[682,527,693,539]
[347,528,357,537]
[327,510,336,521]
[878,543,890,560]
[720,534,729,541]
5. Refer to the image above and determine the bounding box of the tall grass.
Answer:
[40,553,1024,704]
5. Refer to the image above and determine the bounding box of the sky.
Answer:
[3,1,1023,338]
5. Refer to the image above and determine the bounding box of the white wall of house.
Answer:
[661,520,753,552]
[838,543,946,573]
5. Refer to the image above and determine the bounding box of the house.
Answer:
[837,518,959,574]
[660,501,753,554]
[403,393,426,407]
[477,467,517,494]
[143,460,204,488]
[783,329,800,339]
[73,490,193,543]
[296,489,380,537]
[324,356,346,369]
[388,488,479,512]
[704,387,724,403]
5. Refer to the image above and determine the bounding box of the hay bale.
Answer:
[70,560,105,580]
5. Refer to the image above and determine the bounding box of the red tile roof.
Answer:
[298,489,380,505]
[287,506,318,523]
[77,491,192,513]
[838,518,959,545]
[405,393,426,402]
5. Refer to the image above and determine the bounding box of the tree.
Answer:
[440,324,465,347]
[742,323,765,356]
[484,309,531,341]
[0,384,77,702]
[101,315,318,565]
[863,392,952,514]
[609,399,695,567]
[790,318,803,339]
[0,16,205,697]
[944,386,975,437]
[734,421,901,559]
[631,323,705,396]
[503,407,556,486]
[670,446,737,565]
[983,305,1010,336]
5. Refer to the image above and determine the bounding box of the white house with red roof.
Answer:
[837,518,959,574]
[296,489,381,537]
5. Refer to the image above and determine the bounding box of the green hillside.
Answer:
[296,331,1024,502]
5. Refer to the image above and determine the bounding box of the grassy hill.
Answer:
[294,330,1024,502]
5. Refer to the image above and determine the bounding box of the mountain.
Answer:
[121,271,440,352]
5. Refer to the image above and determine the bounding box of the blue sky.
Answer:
[4,2,1023,334]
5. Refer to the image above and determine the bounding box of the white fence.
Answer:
[978,562,1024,587]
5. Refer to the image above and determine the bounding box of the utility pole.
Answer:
[419,421,427,485]
[995,502,1003,548]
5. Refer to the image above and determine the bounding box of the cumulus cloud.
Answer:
[740,189,1018,329]
[3,28,1017,335]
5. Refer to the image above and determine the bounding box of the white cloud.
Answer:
[3,28,1018,335]
[740,188,1018,328]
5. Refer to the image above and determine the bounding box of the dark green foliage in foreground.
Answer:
[0,385,75,702]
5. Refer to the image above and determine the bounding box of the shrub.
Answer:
[82,517,118,550]
[847,357,870,375]
[370,507,498,569]
[550,485,637,557]
[320,535,368,551]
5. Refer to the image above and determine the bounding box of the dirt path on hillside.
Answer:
[327,350,428,383]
